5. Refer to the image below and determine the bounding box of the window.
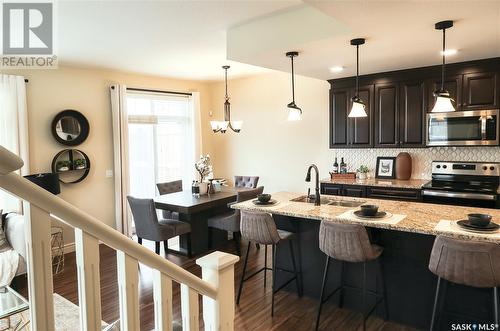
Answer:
[127,92,195,199]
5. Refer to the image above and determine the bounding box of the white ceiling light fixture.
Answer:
[348,38,367,118]
[330,66,344,73]
[286,51,302,121]
[441,49,458,56]
[431,20,456,113]
[210,65,243,133]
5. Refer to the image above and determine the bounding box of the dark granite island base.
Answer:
[271,215,497,330]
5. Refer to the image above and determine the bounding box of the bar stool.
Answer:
[315,221,388,331]
[237,210,302,316]
[429,236,500,330]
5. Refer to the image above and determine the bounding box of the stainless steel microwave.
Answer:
[427,109,499,146]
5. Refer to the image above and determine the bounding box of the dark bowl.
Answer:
[257,194,272,203]
[468,213,492,227]
[360,204,379,216]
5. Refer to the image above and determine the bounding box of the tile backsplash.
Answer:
[331,147,500,180]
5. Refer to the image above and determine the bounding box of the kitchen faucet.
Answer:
[305,164,321,206]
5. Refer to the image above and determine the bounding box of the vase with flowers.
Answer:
[195,154,213,194]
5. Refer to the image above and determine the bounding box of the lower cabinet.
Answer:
[366,187,422,202]
[321,183,422,202]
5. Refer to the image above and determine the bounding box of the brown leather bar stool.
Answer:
[315,221,388,331]
[237,210,303,316]
[429,236,500,330]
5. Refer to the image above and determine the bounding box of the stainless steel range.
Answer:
[422,161,500,209]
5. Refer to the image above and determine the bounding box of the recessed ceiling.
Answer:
[57,1,500,81]
[228,1,500,80]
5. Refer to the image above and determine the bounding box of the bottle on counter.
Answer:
[333,157,339,174]
[192,181,200,198]
[340,158,347,174]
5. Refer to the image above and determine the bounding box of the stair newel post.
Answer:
[196,251,239,331]
[24,202,55,331]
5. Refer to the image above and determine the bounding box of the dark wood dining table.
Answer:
[154,188,238,256]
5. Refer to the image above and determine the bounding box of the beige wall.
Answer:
[1,66,214,246]
[208,71,331,193]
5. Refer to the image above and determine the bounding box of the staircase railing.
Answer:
[0,145,239,331]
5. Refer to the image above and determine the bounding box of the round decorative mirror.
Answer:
[51,110,89,146]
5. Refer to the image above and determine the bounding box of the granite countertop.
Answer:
[232,192,500,243]
[321,178,429,189]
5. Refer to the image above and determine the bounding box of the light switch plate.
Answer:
[105,170,113,178]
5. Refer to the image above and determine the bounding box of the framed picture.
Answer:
[375,157,396,179]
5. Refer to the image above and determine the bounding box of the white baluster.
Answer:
[75,228,102,330]
[24,202,55,331]
[117,250,139,330]
[181,284,199,331]
[153,270,173,331]
[197,251,239,331]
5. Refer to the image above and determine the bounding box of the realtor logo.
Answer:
[1,1,57,68]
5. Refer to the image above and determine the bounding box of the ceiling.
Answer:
[57,1,500,81]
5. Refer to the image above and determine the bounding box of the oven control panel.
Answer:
[432,161,500,176]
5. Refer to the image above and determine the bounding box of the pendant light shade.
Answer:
[211,65,242,133]
[348,38,367,118]
[431,20,455,113]
[286,51,302,121]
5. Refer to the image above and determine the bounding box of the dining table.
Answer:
[154,188,238,256]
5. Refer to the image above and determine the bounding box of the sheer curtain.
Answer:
[0,75,29,212]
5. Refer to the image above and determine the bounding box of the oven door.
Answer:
[422,189,499,209]
[427,109,499,146]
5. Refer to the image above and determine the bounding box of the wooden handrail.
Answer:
[0,147,217,299]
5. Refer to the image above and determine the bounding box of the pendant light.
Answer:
[286,51,302,121]
[431,20,455,113]
[348,38,367,118]
[210,65,243,133]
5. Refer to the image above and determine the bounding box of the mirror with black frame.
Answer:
[51,110,90,146]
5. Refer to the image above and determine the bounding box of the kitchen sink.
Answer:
[290,195,365,207]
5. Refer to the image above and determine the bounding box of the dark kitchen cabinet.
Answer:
[462,72,498,110]
[321,183,342,195]
[427,75,462,111]
[342,185,366,197]
[330,85,374,148]
[374,83,399,147]
[329,88,350,147]
[366,187,422,202]
[348,85,374,147]
[399,80,426,147]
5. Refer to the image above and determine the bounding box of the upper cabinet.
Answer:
[329,58,500,149]
[462,72,498,110]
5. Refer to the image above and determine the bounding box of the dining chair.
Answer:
[156,180,182,220]
[234,176,259,188]
[207,186,264,255]
[127,195,192,257]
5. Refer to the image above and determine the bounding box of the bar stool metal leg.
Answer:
[155,241,160,255]
[137,237,142,245]
[271,244,277,317]
[430,277,442,331]
[362,262,367,331]
[264,245,268,287]
[289,240,302,297]
[339,261,345,308]
[315,256,330,331]
[494,287,499,328]
[237,242,251,305]
[377,258,389,320]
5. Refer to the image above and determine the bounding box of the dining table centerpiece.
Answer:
[195,154,213,194]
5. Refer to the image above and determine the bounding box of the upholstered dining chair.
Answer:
[127,196,192,257]
[156,180,182,220]
[207,186,264,255]
[234,176,259,189]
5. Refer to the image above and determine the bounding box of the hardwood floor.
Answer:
[18,239,417,331]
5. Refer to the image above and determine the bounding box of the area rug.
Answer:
[0,293,111,331]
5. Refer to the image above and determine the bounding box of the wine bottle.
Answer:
[340,158,346,174]
[333,157,339,174]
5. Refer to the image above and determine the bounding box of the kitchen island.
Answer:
[232,192,500,329]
